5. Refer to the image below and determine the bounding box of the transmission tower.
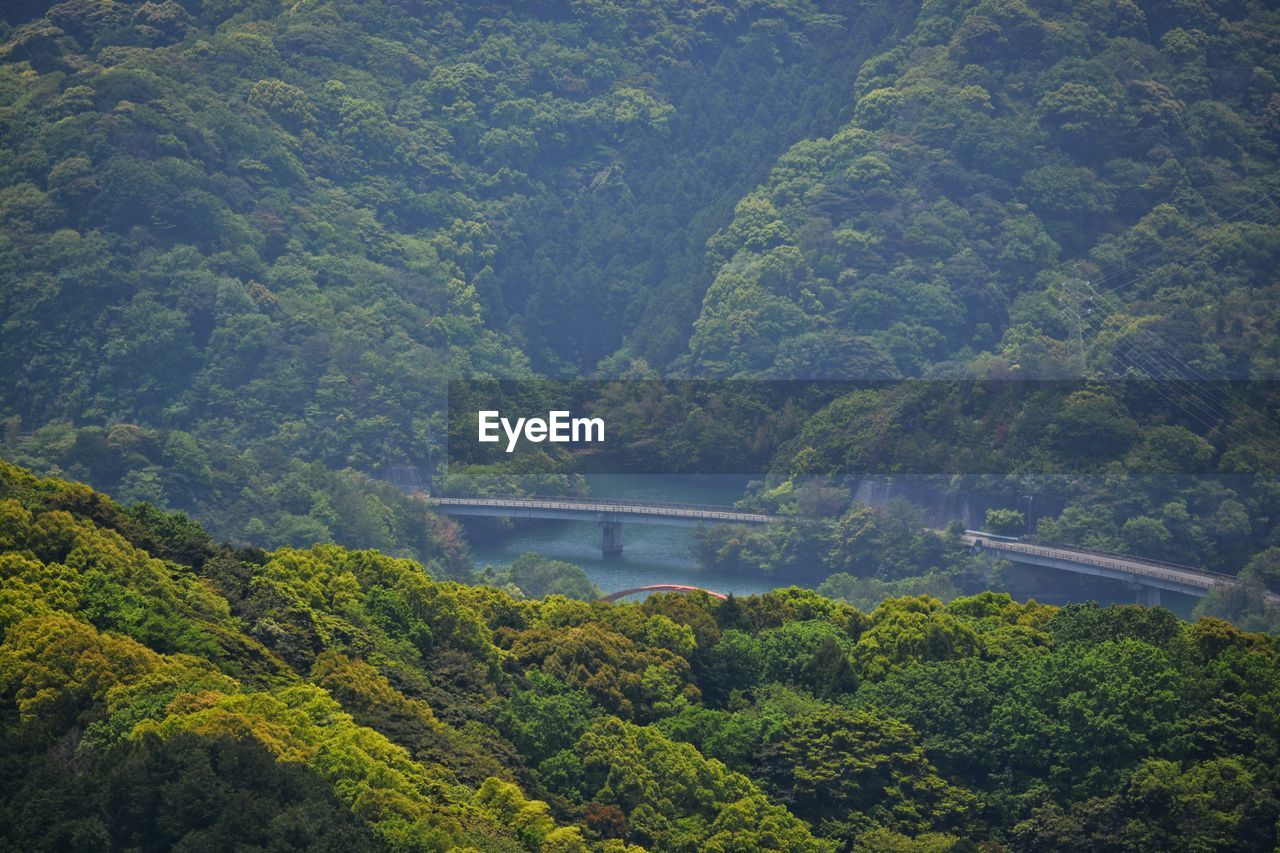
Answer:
[1052,277,1093,377]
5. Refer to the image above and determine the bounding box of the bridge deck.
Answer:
[427,495,1256,599]
[961,534,1249,598]
[427,495,777,524]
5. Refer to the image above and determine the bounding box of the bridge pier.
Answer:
[601,521,623,555]
[1134,584,1161,607]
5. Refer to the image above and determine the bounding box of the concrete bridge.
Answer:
[427,495,1254,603]
[959,532,1247,606]
[426,495,776,555]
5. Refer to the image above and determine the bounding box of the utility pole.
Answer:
[1021,473,1041,539]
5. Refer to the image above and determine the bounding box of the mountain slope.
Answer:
[0,0,916,552]
[681,0,1280,378]
[3,460,1280,849]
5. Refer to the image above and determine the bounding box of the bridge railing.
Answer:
[1020,538,1239,582]
[434,494,761,512]
[428,494,777,522]
[973,538,1230,590]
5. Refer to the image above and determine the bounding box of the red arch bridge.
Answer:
[599,584,729,602]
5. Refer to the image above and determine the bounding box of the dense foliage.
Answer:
[4,0,1280,847]
[0,0,904,556]
[3,0,1276,579]
[679,0,1280,380]
[3,460,1280,850]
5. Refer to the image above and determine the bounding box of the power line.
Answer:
[1089,283,1264,443]
[1113,343,1257,444]
[1042,194,1280,451]
[1086,192,1279,296]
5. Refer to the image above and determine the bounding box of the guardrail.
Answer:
[436,494,759,512]
[427,495,777,523]
[429,495,1243,592]
[1022,538,1238,582]
[969,537,1228,590]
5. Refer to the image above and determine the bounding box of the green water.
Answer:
[464,474,783,598]
[461,474,1202,615]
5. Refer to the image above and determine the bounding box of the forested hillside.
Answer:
[2,0,1278,572]
[4,0,1280,848]
[3,460,1280,850]
[0,0,908,552]
[682,0,1280,379]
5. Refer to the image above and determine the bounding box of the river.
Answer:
[465,474,782,598]
[460,474,1198,616]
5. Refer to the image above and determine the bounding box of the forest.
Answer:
[2,0,1280,847]
[3,459,1280,850]
[2,0,1277,575]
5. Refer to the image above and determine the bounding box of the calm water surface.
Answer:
[461,474,1200,616]
[465,474,782,598]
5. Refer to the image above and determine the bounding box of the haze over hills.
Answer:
[3,0,1280,849]
[2,0,1278,565]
